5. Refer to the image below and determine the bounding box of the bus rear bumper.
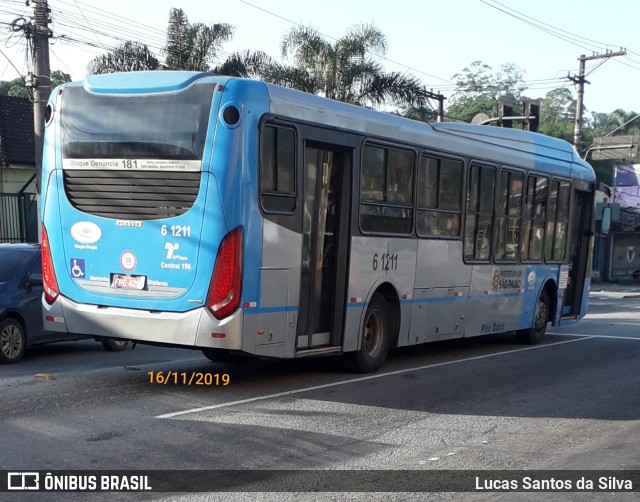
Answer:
[43,295,243,350]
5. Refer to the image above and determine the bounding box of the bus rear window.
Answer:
[61,84,214,161]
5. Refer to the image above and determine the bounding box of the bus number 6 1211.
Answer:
[372,252,398,272]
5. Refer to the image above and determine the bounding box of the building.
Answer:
[0,95,36,192]
[0,95,37,242]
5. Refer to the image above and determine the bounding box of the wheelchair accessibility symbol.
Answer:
[70,258,86,278]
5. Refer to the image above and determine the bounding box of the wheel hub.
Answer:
[1,325,23,358]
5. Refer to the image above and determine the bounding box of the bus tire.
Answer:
[516,290,549,345]
[102,338,129,351]
[347,293,391,373]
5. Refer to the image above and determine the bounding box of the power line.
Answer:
[70,0,106,49]
[479,0,611,53]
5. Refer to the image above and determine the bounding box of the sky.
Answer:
[0,0,639,117]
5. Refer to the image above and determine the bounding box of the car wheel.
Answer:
[102,338,129,351]
[0,318,26,364]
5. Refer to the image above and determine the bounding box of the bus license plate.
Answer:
[111,274,146,290]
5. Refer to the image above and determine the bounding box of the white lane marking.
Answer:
[156,336,593,419]
[549,332,640,341]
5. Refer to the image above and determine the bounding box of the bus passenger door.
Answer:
[296,143,351,351]
[562,188,593,317]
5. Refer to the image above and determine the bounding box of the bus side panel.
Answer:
[344,236,389,352]
[414,240,470,288]
[410,240,471,343]
[465,264,526,337]
[388,238,418,348]
[245,220,301,358]
[210,80,284,355]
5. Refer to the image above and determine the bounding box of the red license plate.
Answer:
[111,274,146,290]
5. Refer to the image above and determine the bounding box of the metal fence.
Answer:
[0,192,38,243]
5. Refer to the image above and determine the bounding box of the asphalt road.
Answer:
[1,289,639,501]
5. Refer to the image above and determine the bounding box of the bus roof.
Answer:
[82,70,213,94]
[265,81,593,180]
[68,72,594,181]
[430,122,579,161]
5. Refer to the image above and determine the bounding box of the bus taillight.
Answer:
[42,226,59,305]
[206,227,243,320]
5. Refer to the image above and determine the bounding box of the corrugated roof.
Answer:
[0,95,35,167]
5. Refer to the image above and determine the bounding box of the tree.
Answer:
[87,41,160,75]
[52,70,73,88]
[446,61,527,122]
[164,8,233,71]
[261,23,431,109]
[214,50,280,79]
[598,109,640,136]
[537,87,575,142]
[0,77,30,98]
[584,108,640,178]
[87,9,233,75]
[0,71,72,99]
[400,105,439,123]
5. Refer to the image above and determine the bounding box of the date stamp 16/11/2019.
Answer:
[147,371,230,386]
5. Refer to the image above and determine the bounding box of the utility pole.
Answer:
[423,89,446,122]
[567,49,626,155]
[25,0,52,199]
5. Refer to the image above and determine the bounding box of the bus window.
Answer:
[417,155,462,237]
[360,146,385,202]
[387,149,414,205]
[260,125,296,213]
[464,164,496,261]
[359,145,414,234]
[522,175,548,261]
[545,180,570,261]
[495,170,523,261]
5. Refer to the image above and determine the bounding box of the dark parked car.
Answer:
[0,243,129,363]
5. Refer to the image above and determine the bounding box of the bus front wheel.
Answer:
[516,290,549,345]
[347,293,391,373]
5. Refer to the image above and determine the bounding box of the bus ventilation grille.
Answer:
[63,169,201,220]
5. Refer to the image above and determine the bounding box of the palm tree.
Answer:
[87,8,233,75]
[87,41,160,75]
[214,50,277,79]
[262,23,430,109]
[164,8,233,71]
[604,109,640,136]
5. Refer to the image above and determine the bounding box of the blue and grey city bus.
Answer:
[41,71,595,372]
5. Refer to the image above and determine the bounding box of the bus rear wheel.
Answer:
[347,293,391,373]
[516,290,549,345]
[102,338,129,351]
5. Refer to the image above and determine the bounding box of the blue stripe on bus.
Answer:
[252,291,525,314]
[345,290,524,309]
